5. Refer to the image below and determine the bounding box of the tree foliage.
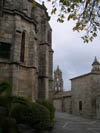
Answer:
[46,0,100,43]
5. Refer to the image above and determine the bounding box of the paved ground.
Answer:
[51,112,100,133]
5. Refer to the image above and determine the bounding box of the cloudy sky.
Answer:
[44,1,100,91]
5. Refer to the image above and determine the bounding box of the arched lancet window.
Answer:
[79,101,82,111]
[20,31,25,62]
[0,0,5,8]
[0,0,2,9]
[3,0,5,6]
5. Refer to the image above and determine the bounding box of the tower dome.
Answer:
[91,57,100,72]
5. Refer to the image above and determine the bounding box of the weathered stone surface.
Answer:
[0,0,54,101]
[53,91,72,113]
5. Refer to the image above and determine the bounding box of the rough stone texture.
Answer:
[71,74,93,118]
[53,91,72,113]
[0,0,54,101]
[53,99,62,112]
[63,96,72,113]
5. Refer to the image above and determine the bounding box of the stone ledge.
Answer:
[0,61,37,69]
[2,8,37,26]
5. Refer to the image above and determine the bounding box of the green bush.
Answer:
[0,106,8,128]
[0,96,9,108]
[12,96,31,106]
[31,103,50,130]
[11,104,32,125]
[11,102,50,131]
[36,99,56,121]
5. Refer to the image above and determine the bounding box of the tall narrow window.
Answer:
[20,31,25,62]
[0,0,2,10]
[79,101,82,111]
[3,0,5,6]
[0,0,5,9]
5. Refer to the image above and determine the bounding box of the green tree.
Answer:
[45,0,100,43]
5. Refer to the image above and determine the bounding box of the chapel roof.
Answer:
[70,72,100,80]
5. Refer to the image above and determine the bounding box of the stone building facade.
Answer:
[0,0,54,101]
[71,57,100,119]
[53,57,100,119]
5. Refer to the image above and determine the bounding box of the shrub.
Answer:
[11,103,35,126]
[0,106,8,127]
[31,103,50,130]
[36,99,56,121]
[11,102,50,131]
[0,96,9,108]
[12,96,31,106]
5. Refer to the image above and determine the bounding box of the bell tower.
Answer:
[54,66,63,92]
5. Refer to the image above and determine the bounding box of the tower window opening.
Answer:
[79,101,82,111]
[3,0,5,6]
[20,31,25,62]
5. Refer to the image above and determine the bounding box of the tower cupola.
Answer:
[91,57,100,72]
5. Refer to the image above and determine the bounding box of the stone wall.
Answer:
[0,63,12,82]
[71,74,93,118]
[71,73,100,118]
[53,98,62,112]
[0,0,53,101]
[91,74,100,118]
[30,0,54,99]
[63,96,72,113]
[53,91,72,113]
